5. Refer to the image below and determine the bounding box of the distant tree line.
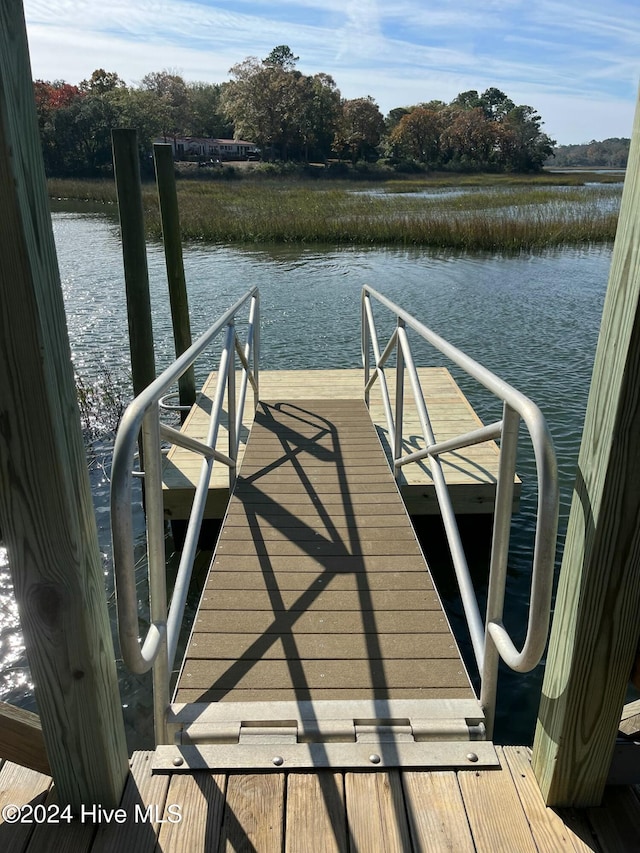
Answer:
[33,46,555,177]
[546,138,630,169]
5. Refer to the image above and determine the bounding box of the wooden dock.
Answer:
[2,748,639,851]
[174,396,472,705]
[162,368,518,521]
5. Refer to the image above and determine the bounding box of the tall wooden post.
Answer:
[532,92,640,807]
[153,143,196,420]
[112,129,156,398]
[0,0,128,808]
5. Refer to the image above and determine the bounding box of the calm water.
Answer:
[0,210,617,747]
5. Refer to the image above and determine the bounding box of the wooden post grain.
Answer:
[0,0,128,808]
[153,143,196,420]
[532,91,640,806]
[112,129,156,398]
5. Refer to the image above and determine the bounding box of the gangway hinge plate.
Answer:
[152,698,499,772]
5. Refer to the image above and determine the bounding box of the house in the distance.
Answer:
[156,136,259,161]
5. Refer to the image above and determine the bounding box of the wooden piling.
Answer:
[112,129,156,398]
[153,143,196,420]
[532,90,640,806]
[0,0,128,808]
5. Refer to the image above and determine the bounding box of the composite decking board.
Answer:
[179,659,469,691]
[162,368,512,519]
[217,525,420,545]
[232,483,405,498]
[197,589,443,611]
[201,571,435,590]
[176,397,473,705]
[213,540,424,557]
[208,555,432,572]
[186,633,459,660]
[221,511,413,527]
[194,611,451,634]
[215,520,421,539]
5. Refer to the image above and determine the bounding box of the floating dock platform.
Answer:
[162,367,519,520]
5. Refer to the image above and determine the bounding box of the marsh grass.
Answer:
[75,370,126,442]
[48,174,621,250]
[48,178,118,205]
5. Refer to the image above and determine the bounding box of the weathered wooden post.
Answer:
[532,91,640,806]
[112,129,156,398]
[0,0,128,808]
[153,143,196,420]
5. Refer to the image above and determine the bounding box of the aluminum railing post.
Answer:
[480,403,520,738]
[227,322,237,491]
[253,293,260,407]
[362,291,371,405]
[141,404,170,744]
[394,318,405,480]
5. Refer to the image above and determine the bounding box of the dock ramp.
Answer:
[111,286,558,772]
[157,396,495,770]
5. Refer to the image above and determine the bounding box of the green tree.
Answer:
[451,90,483,111]
[222,49,330,160]
[385,106,411,134]
[479,87,515,121]
[296,72,341,162]
[139,70,191,140]
[497,105,555,171]
[221,57,287,158]
[263,45,299,70]
[185,81,233,138]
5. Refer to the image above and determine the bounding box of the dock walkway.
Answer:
[1,749,638,851]
[175,396,472,705]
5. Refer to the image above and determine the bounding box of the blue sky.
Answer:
[23,0,640,145]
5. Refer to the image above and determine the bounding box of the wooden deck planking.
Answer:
[174,397,472,705]
[345,771,412,851]
[220,773,285,851]
[162,368,514,519]
[285,773,347,853]
[2,748,638,851]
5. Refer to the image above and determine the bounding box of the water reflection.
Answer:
[0,545,32,709]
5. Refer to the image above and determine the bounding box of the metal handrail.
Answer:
[361,286,559,736]
[111,287,259,743]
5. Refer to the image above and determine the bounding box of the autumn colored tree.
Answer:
[388,107,443,167]
[33,80,84,174]
[441,107,498,170]
[335,97,385,163]
[79,69,125,94]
